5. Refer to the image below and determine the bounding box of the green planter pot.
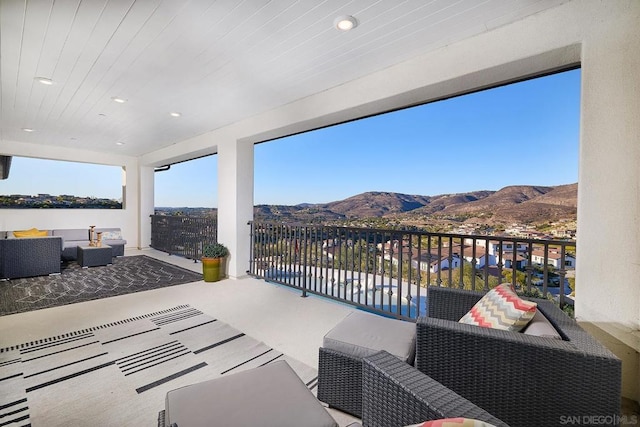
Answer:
[202,257,224,282]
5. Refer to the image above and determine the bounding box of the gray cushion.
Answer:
[62,240,90,249]
[323,311,416,364]
[522,309,562,339]
[165,361,337,427]
[52,228,89,241]
[103,239,126,245]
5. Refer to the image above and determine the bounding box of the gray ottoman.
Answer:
[161,361,337,427]
[317,311,416,418]
[77,245,112,267]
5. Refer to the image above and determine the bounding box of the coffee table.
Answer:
[77,245,112,267]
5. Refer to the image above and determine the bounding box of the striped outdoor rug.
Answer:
[0,305,317,426]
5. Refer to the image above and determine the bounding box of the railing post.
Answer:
[558,246,567,307]
[301,226,308,298]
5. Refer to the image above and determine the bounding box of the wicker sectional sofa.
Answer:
[0,227,126,279]
[52,228,126,260]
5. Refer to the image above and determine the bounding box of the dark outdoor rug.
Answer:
[0,305,317,426]
[0,255,203,316]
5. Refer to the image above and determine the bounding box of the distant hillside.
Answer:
[253,183,578,226]
[155,183,578,228]
[318,192,432,217]
[404,191,494,216]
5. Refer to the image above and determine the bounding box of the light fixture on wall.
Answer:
[169,112,182,117]
[334,15,358,31]
[111,97,127,103]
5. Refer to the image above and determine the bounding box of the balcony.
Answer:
[0,0,638,416]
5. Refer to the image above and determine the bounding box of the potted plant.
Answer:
[201,242,229,282]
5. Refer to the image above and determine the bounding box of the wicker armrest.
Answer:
[362,351,510,427]
[317,347,364,418]
[0,236,62,279]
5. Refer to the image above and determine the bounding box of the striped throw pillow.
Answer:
[406,418,497,427]
[459,283,537,331]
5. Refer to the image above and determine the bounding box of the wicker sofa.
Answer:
[52,228,126,260]
[361,351,510,427]
[416,286,622,427]
[0,234,62,279]
[0,227,126,279]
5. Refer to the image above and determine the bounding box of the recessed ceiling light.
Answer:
[334,15,358,31]
[116,142,125,146]
[22,128,34,132]
[111,97,127,103]
[169,112,182,117]
[35,77,53,85]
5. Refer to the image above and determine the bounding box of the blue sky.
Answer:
[0,157,123,200]
[2,69,580,207]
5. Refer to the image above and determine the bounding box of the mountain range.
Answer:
[253,183,578,226]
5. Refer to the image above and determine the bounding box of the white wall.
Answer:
[0,140,141,249]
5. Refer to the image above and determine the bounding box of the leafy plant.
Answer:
[202,242,229,258]
[561,304,575,319]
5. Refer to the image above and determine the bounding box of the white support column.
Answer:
[138,164,155,249]
[217,138,254,279]
[576,4,640,401]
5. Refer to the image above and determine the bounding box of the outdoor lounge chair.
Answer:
[416,286,622,427]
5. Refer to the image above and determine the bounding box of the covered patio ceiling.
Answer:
[0,0,569,157]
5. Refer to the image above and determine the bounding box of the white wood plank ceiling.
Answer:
[0,0,568,157]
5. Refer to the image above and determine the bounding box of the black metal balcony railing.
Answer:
[150,215,217,260]
[248,220,575,321]
[148,216,575,321]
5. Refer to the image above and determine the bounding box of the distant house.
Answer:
[451,244,496,268]
[463,238,529,257]
[530,249,576,269]
[500,251,529,269]
[410,248,462,273]
[381,240,462,273]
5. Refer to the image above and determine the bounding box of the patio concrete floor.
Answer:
[0,248,360,426]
